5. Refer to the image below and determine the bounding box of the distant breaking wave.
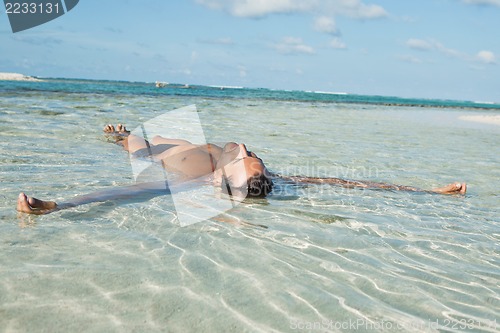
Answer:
[0,76,499,110]
[307,91,348,95]
[207,85,244,90]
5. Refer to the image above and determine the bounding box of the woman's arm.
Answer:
[17,181,171,215]
[275,175,466,195]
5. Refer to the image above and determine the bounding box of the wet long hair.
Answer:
[247,173,273,197]
[221,173,273,198]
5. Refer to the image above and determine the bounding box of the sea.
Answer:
[0,78,499,332]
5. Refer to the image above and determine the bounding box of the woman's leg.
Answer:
[151,135,192,146]
[122,134,149,154]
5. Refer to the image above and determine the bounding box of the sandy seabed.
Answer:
[459,114,500,126]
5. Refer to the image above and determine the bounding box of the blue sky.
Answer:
[1,0,499,102]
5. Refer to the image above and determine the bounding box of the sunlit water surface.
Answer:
[0,83,499,332]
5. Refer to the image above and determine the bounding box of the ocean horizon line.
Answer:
[1,72,500,110]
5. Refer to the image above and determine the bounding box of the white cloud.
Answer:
[314,16,339,35]
[397,54,423,64]
[406,39,496,65]
[329,37,347,49]
[433,42,462,58]
[476,50,496,64]
[406,38,434,51]
[462,0,500,7]
[196,0,388,19]
[335,1,388,19]
[196,0,313,17]
[406,38,463,59]
[273,37,315,55]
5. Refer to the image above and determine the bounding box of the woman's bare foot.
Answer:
[432,182,467,195]
[17,193,58,215]
[104,124,130,142]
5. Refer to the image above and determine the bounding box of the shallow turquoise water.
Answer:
[0,81,499,332]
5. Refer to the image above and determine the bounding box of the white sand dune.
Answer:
[459,114,500,126]
[0,72,41,81]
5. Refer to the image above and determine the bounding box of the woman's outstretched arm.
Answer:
[276,175,466,195]
[17,181,171,215]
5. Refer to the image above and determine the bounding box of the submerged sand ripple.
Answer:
[459,114,500,126]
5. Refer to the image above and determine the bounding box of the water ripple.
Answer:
[1,91,499,332]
